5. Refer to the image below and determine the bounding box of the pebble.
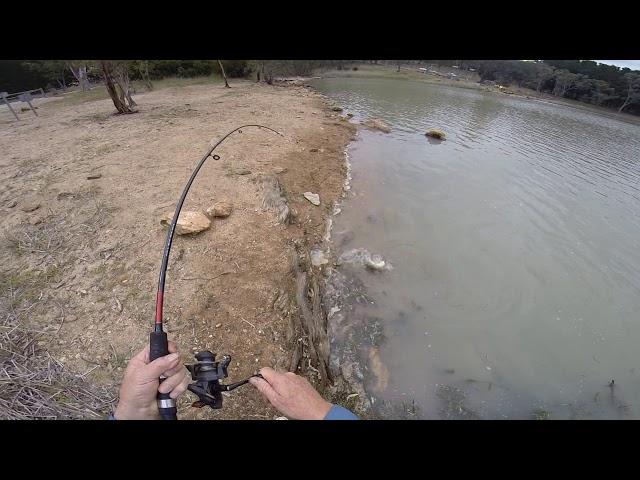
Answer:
[87,174,102,180]
[215,323,222,328]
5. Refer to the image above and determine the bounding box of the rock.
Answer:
[331,106,343,112]
[236,169,251,175]
[7,200,17,208]
[303,192,320,206]
[87,173,102,180]
[425,128,446,140]
[346,113,354,118]
[20,198,41,212]
[28,215,44,226]
[274,166,287,174]
[309,148,319,153]
[310,249,329,266]
[362,118,391,133]
[365,257,387,271]
[160,211,211,235]
[206,201,233,218]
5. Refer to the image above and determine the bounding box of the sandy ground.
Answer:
[0,79,356,419]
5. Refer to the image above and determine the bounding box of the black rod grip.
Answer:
[149,331,177,420]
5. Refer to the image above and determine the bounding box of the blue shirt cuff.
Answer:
[323,404,359,420]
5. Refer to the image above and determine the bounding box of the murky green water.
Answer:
[313,77,640,419]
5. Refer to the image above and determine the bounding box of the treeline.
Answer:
[414,60,640,115]
[0,60,354,93]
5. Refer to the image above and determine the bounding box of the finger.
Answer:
[129,345,150,366]
[258,367,285,389]
[141,353,180,381]
[158,369,188,394]
[168,341,177,354]
[169,375,191,399]
[162,363,186,378]
[250,376,280,405]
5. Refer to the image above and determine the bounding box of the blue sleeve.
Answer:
[323,404,359,420]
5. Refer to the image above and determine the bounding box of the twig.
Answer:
[180,271,234,281]
[80,356,102,366]
[110,344,119,365]
[240,317,256,329]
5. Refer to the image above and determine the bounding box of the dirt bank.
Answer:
[0,79,356,419]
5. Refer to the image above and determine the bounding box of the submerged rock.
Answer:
[362,118,391,133]
[425,128,446,140]
[368,346,390,393]
[303,192,320,206]
[310,249,329,266]
[160,211,211,235]
[337,248,391,271]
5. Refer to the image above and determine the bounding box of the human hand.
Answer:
[249,367,332,420]
[114,341,190,420]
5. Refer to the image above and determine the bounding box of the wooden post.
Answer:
[19,93,37,117]
[1,92,19,120]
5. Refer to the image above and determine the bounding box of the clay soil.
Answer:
[0,78,356,419]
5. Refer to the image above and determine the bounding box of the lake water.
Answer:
[312,77,640,419]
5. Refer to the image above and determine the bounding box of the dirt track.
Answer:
[0,79,356,419]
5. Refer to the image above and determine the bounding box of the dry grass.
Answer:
[0,195,119,419]
[0,268,116,419]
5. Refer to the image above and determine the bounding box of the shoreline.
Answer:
[0,79,357,419]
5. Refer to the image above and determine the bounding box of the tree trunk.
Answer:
[140,61,153,91]
[100,61,135,114]
[618,96,630,113]
[68,64,90,91]
[217,60,230,88]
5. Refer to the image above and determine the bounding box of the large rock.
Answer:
[425,128,446,140]
[160,211,211,235]
[362,118,391,133]
[206,201,233,218]
[303,192,320,206]
[20,197,41,212]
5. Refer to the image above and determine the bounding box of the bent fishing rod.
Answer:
[151,124,283,420]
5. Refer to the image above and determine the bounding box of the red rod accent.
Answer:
[155,290,164,324]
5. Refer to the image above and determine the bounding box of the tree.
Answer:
[618,73,640,113]
[22,60,70,90]
[217,60,230,88]
[100,60,137,114]
[133,60,153,91]
[552,69,579,97]
[66,61,91,91]
[533,62,554,92]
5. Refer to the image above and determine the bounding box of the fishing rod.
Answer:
[151,124,283,420]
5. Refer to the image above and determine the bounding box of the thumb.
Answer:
[141,353,180,381]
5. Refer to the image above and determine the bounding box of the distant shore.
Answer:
[316,64,640,126]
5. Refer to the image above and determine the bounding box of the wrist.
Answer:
[309,399,332,420]
[114,401,158,420]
